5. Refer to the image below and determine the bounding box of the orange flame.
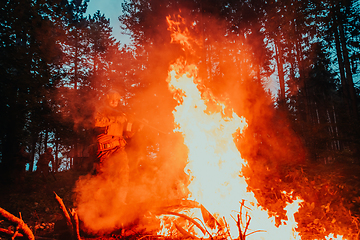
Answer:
[166,58,303,239]
[162,15,347,240]
[166,15,195,53]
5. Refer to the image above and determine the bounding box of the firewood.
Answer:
[162,211,207,235]
[70,208,81,240]
[53,192,73,233]
[175,223,199,239]
[53,192,81,240]
[0,207,35,240]
[237,214,244,240]
[0,228,23,238]
[200,204,223,231]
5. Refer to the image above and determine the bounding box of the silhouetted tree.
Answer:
[0,0,67,178]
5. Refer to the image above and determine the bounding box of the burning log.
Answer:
[0,207,35,240]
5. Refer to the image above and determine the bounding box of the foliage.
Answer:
[0,0,69,178]
[243,161,360,239]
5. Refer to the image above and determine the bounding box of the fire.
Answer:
[159,15,348,240]
[166,15,194,53]
[165,59,304,239]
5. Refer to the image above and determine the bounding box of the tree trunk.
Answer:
[334,24,350,113]
[338,21,358,119]
[44,130,49,152]
[55,135,59,172]
[294,29,311,124]
[35,132,43,171]
[29,134,38,172]
[274,37,285,108]
[74,28,79,90]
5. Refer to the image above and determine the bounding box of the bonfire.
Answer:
[1,15,359,240]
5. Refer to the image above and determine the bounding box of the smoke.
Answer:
[171,13,308,224]
[73,130,189,234]
[69,6,360,238]
[74,152,132,233]
[72,68,190,234]
[71,8,307,235]
[188,15,307,166]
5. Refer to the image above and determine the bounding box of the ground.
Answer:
[0,170,82,239]
[1,162,360,240]
[0,170,173,240]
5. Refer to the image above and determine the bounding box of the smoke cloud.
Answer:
[72,79,189,234]
[73,130,189,234]
[71,9,307,235]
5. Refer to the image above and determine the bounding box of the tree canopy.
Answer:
[0,0,360,238]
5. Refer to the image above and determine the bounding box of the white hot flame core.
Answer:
[166,61,306,239]
[164,16,346,240]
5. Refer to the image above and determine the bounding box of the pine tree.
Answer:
[0,0,69,177]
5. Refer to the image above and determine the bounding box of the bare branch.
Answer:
[54,192,81,240]
[70,208,81,240]
[0,228,24,238]
[162,211,207,235]
[175,223,199,239]
[0,207,35,240]
[53,192,73,233]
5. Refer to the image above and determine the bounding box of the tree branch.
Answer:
[54,192,81,240]
[0,207,35,240]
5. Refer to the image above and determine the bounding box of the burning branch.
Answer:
[175,223,199,239]
[233,201,266,240]
[236,214,251,240]
[0,207,35,240]
[54,192,81,240]
[163,211,207,236]
[200,204,225,232]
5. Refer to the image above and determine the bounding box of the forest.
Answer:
[1,0,360,239]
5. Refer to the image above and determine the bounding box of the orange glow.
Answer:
[161,15,348,240]
[324,234,344,240]
[165,58,305,239]
[166,15,194,53]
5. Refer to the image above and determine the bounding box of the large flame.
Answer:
[166,59,303,239]
[162,16,346,240]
